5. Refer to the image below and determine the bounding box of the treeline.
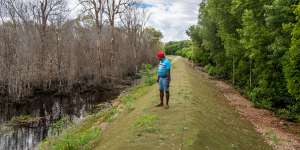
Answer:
[164,40,191,55]
[0,0,161,100]
[187,0,300,121]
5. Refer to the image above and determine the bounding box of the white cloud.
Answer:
[67,0,200,42]
[67,0,82,18]
[142,0,200,42]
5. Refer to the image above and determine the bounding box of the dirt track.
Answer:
[93,56,299,150]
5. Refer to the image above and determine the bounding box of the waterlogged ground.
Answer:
[92,57,272,150]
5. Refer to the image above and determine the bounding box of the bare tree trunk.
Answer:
[250,59,252,90]
[232,56,235,85]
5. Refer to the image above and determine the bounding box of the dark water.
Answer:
[0,89,119,150]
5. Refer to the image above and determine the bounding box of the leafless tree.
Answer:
[104,0,132,79]
[79,0,107,80]
[120,4,150,73]
[29,0,68,83]
[0,0,159,101]
[0,0,5,23]
[79,0,106,32]
[105,0,131,27]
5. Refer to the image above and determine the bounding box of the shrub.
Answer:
[142,64,156,86]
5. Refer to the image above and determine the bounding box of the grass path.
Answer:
[93,56,272,150]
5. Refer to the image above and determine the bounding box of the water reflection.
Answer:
[0,91,114,150]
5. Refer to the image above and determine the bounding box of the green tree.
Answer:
[144,27,163,42]
[285,4,300,101]
[188,0,300,121]
[164,40,191,55]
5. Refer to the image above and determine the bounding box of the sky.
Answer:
[140,0,200,42]
[68,0,200,42]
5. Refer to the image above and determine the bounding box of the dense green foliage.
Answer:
[164,40,192,55]
[187,0,300,121]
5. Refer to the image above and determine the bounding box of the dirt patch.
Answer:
[209,74,300,150]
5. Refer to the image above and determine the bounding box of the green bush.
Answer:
[49,117,71,136]
[203,64,224,77]
[175,46,193,60]
[187,0,300,123]
[164,40,192,55]
[142,64,156,86]
[276,105,300,122]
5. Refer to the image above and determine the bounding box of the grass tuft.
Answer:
[41,127,101,150]
[102,108,119,122]
[133,114,159,134]
[122,95,136,112]
[10,115,40,125]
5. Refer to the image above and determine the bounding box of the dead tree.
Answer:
[30,0,68,86]
[79,0,106,32]
[79,0,106,80]
[0,0,159,100]
[120,5,150,73]
[1,0,26,27]
[104,0,132,80]
[0,0,5,23]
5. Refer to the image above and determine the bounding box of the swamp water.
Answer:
[0,88,122,150]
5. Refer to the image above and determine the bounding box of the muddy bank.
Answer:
[0,76,139,150]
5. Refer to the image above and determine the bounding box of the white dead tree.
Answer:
[0,0,6,23]
[79,0,106,80]
[29,0,68,85]
[79,0,106,32]
[120,3,150,73]
[104,0,132,80]
[0,0,159,100]
[1,0,27,27]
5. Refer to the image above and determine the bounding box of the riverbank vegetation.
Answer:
[39,64,156,150]
[173,0,300,122]
[0,0,161,101]
[9,115,41,126]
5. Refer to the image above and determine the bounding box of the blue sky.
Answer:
[68,0,200,42]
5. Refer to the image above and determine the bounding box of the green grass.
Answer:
[102,108,119,122]
[40,101,125,150]
[133,114,160,134]
[39,64,156,150]
[48,117,71,136]
[122,95,136,112]
[40,58,273,150]
[39,112,104,150]
[41,128,101,150]
[87,57,272,150]
[185,138,194,147]
[265,130,279,145]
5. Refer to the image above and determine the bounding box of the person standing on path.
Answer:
[156,50,172,109]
